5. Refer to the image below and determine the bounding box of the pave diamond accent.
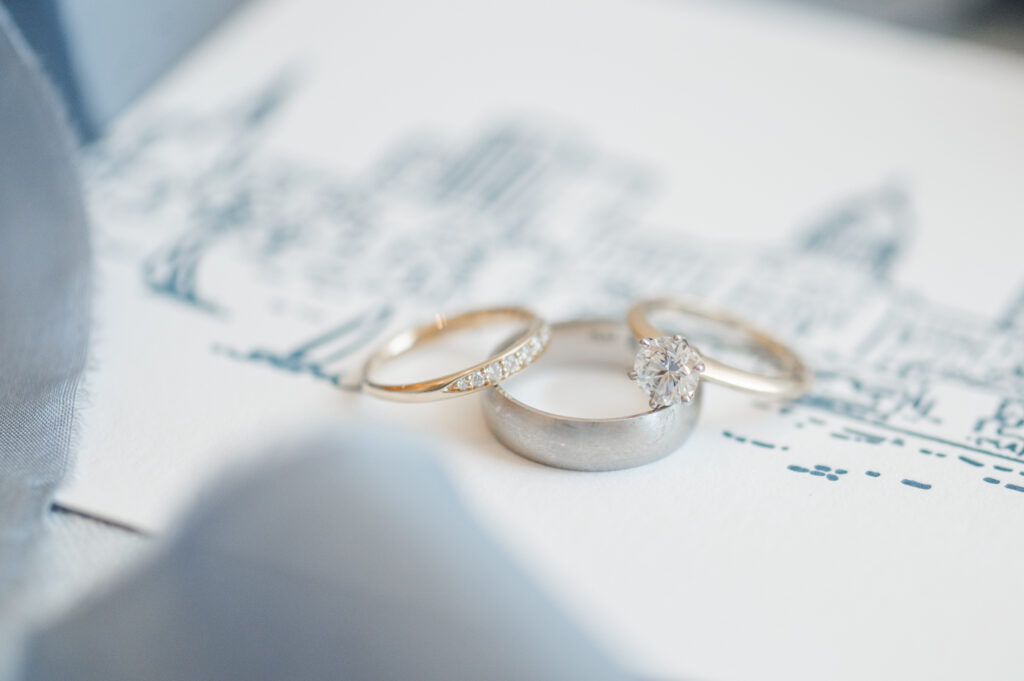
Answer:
[483,361,504,383]
[630,336,704,408]
[443,328,550,392]
[502,353,522,375]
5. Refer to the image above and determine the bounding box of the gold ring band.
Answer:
[361,307,550,402]
[626,296,812,400]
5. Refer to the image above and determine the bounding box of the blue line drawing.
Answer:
[798,184,910,280]
[214,306,392,389]
[901,479,932,490]
[788,464,848,482]
[85,77,1024,496]
[972,398,1024,455]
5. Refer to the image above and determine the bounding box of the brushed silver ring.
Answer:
[481,319,701,471]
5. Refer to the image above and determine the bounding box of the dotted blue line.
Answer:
[901,479,932,490]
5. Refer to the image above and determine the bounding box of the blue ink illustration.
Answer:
[86,77,1024,497]
[973,398,1024,455]
[788,464,848,482]
[901,479,931,491]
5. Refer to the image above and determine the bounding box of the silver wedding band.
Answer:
[481,319,702,471]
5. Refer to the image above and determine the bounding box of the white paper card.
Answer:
[59,1,1024,679]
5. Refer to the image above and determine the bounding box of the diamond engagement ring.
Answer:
[481,319,701,471]
[627,296,812,403]
[361,307,551,402]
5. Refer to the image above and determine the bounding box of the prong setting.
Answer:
[631,335,704,408]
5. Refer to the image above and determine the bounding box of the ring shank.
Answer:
[627,297,811,399]
[362,307,545,402]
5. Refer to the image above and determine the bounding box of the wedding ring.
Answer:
[482,319,701,471]
[626,296,811,403]
[362,307,551,402]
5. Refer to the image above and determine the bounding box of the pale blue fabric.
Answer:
[3,0,246,140]
[0,5,90,598]
[25,430,637,681]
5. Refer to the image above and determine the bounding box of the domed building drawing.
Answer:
[88,80,1024,483]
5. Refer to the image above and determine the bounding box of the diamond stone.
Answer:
[483,361,504,383]
[453,376,470,391]
[469,371,486,389]
[502,354,522,375]
[631,336,704,408]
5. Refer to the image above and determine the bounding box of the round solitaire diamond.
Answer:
[631,336,704,408]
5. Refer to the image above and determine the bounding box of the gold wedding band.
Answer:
[361,307,550,402]
[627,296,812,401]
